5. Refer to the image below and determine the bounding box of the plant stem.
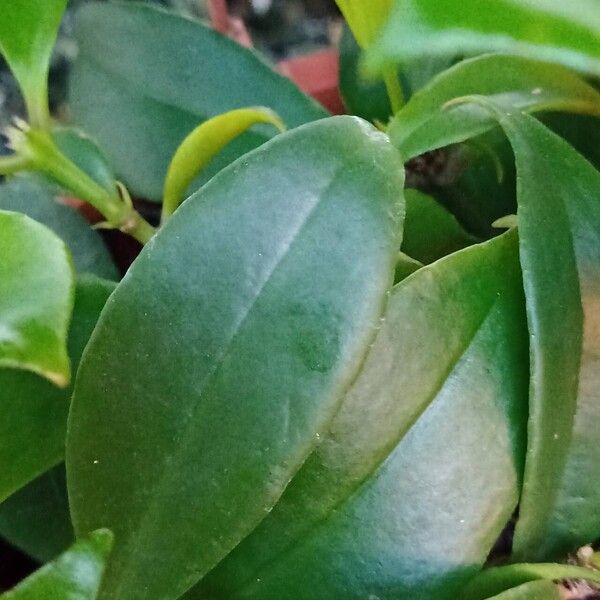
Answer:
[17,129,156,244]
[383,66,404,114]
[461,563,600,600]
[0,153,32,175]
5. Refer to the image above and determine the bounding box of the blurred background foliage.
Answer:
[0,0,340,139]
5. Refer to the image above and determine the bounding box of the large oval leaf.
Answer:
[388,54,600,160]
[0,276,115,503]
[366,0,600,78]
[0,530,112,600]
[0,178,117,280]
[484,111,600,560]
[66,116,404,600]
[191,230,528,600]
[69,1,328,201]
[0,210,74,386]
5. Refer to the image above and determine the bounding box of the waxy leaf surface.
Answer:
[0,277,115,502]
[70,2,327,201]
[490,112,600,560]
[0,178,117,279]
[367,0,600,78]
[0,210,74,385]
[66,116,404,600]
[192,231,528,600]
[0,530,112,600]
[388,54,600,160]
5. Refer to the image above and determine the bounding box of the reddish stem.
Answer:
[208,0,231,35]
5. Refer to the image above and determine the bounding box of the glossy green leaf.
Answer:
[367,0,600,78]
[0,529,112,600]
[460,563,600,600]
[402,188,476,263]
[0,466,73,563]
[0,0,67,127]
[66,116,404,600]
[388,54,600,160]
[476,580,560,600]
[484,111,600,560]
[0,276,115,503]
[0,210,74,386]
[162,107,285,220]
[0,177,117,280]
[69,1,328,202]
[191,231,528,600]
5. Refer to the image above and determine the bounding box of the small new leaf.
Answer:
[162,107,285,221]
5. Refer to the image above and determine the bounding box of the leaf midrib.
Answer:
[111,164,365,597]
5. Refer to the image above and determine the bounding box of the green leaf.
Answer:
[473,580,561,600]
[394,251,422,282]
[402,188,476,263]
[190,231,528,600]
[0,0,67,127]
[388,54,600,160]
[162,107,285,220]
[0,209,74,386]
[0,466,73,563]
[339,26,394,123]
[66,116,404,600]
[51,127,117,195]
[542,112,600,170]
[460,563,600,600]
[69,1,328,202]
[482,111,600,560]
[339,26,456,124]
[335,0,393,49]
[405,126,519,238]
[0,177,118,280]
[366,0,600,79]
[0,276,115,503]
[0,529,113,600]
